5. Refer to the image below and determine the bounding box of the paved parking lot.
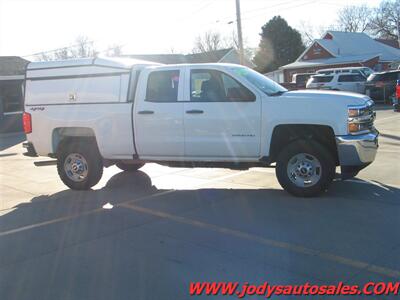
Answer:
[0,107,399,299]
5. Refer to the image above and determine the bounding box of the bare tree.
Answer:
[192,31,225,53]
[71,35,97,58]
[34,35,97,61]
[369,0,400,39]
[223,30,240,49]
[37,52,52,62]
[106,44,123,57]
[192,30,244,53]
[298,21,330,46]
[336,5,372,33]
[192,30,254,63]
[53,47,70,60]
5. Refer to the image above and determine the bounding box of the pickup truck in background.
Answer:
[365,70,400,103]
[291,72,315,89]
[306,72,367,94]
[23,57,379,197]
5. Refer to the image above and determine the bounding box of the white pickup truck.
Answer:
[23,57,378,197]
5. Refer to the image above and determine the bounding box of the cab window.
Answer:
[146,70,180,102]
[190,69,255,102]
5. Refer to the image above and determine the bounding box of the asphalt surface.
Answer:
[0,107,399,300]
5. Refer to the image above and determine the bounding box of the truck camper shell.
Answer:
[25,57,159,106]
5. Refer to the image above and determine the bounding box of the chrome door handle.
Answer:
[186,109,204,114]
[138,110,154,114]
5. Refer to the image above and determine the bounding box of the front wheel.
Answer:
[276,140,335,197]
[57,140,103,190]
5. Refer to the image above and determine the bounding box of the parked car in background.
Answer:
[306,72,366,94]
[365,70,400,103]
[291,73,315,89]
[317,67,373,78]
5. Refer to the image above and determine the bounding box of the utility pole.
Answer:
[235,0,244,65]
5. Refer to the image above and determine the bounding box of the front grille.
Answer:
[365,103,374,117]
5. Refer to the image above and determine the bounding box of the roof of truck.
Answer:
[27,56,159,70]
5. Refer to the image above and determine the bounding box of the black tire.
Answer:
[275,139,335,197]
[57,139,103,190]
[116,162,145,172]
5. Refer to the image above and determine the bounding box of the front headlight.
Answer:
[348,108,360,118]
[348,122,361,133]
[348,103,375,134]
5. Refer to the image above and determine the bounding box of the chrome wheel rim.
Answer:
[64,153,89,182]
[287,153,322,187]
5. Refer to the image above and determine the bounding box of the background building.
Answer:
[124,48,255,68]
[280,31,400,82]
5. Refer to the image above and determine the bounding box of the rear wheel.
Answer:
[116,162,145,172]
[276,139,335,197]
[57,140,103,190]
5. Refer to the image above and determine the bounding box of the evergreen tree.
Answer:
[253,16,305,73]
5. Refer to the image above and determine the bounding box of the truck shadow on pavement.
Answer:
[1,171,400,300]
[2,170,399,235]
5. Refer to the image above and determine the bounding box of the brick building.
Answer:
[280,31,400,82]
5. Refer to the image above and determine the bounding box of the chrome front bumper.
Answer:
[335,130,379,167]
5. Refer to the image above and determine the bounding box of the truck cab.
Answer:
[134,64,270,160]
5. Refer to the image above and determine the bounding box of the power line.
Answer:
[174,0,215,23]
[240,0,317,23]
[23,1,215,59]
[213,0,298,25]
[190,0,214,15]
[240,0,295,16]
[22,0,319,59]
[200,0,316,28]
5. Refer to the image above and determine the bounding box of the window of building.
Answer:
[313,47,322,55]
[0,80,23,114]
[190,69,255,102]
[146,70,180,102]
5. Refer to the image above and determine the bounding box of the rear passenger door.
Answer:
[183,67,262,160]
[134,67,185,158]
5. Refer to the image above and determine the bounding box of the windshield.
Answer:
[360,68,373,77]
[367,73,381,82]
[231,67,287,96]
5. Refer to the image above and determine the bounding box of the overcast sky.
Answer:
[0,0,381,59]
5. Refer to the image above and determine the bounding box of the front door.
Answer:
[134,67,185,159]
[183,67,262,160]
